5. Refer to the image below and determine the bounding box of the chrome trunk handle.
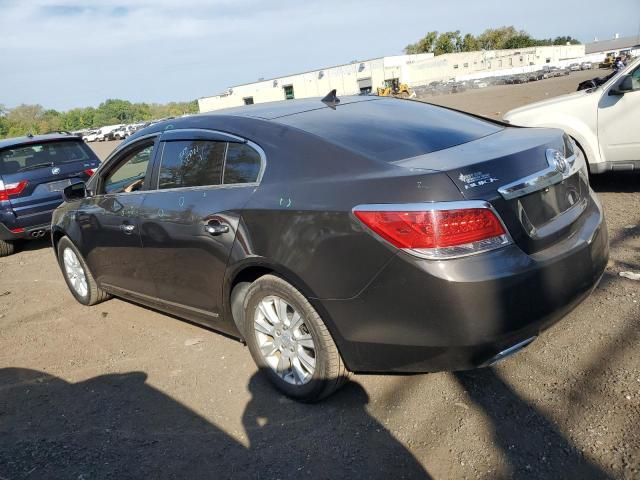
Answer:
[498,149,583,200]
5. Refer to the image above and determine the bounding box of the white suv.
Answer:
[504,58,640,173]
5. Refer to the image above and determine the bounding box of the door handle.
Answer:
[204,220,229,236]
[121,223,136,234]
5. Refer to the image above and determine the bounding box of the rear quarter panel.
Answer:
[224,121,464,300]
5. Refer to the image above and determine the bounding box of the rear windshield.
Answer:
[0,140,93,175]
[275,99,503,162]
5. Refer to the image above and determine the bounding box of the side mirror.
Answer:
[63,181,87,201]
[609,74,633,95]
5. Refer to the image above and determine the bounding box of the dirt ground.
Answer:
[1,70,638,480]
[424,69,605,119]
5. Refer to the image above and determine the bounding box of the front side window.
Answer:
[158,140,225,189]
[223,143,261,184]
[103,144,153,194]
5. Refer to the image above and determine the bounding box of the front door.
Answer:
[598,63,640,164]
[139,132,263,327]
[76,140,157,296]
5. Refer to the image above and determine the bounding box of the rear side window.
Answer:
[224,143,261,184]
[158,140,262,189]
[158,141,226,189]
[0,140,92,175]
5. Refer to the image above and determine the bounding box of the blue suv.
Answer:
[0,132,100,256]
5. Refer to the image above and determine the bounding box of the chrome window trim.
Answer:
[144,182,259,195]
[352,200,513,260]
[497,149,584,201]
[160,127,247,144]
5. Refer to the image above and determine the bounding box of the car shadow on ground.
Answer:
[0,368,432,479]
[453,369,611,479]
[13,236,51,254]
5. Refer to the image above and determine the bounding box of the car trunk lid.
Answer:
[396,127,590,254]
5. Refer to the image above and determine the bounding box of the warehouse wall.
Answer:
[403,44,586,85]
[198,45,585,112]
[198,54,433,112]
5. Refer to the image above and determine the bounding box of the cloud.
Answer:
[1,0,639,110]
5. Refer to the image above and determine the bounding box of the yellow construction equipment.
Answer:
[600,53,615,69]
[377,79,413,98]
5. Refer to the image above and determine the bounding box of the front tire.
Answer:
[0,239,15,257]
[57,236,110,306]
[243,275,349,402]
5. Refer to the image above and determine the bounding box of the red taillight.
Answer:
[0,180,28,201]
[10,227,25,234]
[84,168,96,176]
[354,204,509,259]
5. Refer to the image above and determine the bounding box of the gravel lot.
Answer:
[1,69,638,479]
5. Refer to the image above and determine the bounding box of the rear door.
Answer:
[597,63,640,164]
[0,139,99,228]
[139,129,264,327]
[75,137,158,296]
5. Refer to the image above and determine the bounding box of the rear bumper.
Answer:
[0,221,50,241]
[320,194,608,373]
[590,160,640,174]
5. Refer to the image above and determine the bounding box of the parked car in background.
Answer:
[110,127,126,140]
[471,79,489,88]
[108,126,133,141]
[96,125,123,142]
[0,132,100,256]
[449,82,466,93]
[569,63,581,71]
[82,130,100,142]
[581,61,593,70]
[52,95,608,401]
[504,57,640,174]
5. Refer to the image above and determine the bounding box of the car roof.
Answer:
[123,96,379,144]
[0,132,82,150]
[207,95,378,120]
[123,96,506,163]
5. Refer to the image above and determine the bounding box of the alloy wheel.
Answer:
[63,248,88,298]
[254,295,317,385]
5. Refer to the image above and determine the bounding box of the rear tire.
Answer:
[243,275,349,402]
[57,236,110,306]
[0,239,15,257]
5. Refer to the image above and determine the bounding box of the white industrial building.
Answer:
[198,44,585,112]
[585,34,640,56]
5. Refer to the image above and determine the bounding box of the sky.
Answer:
[1,0,639,111]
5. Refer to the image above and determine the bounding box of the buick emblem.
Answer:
[546,149,569,175]
[51,167,61,175]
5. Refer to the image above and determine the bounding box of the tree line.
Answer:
[0,98,199,139]
[405,26,580,56]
